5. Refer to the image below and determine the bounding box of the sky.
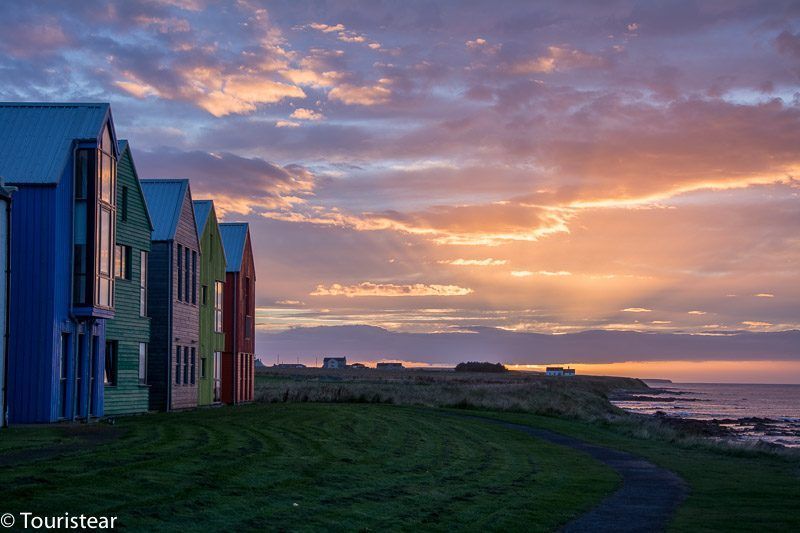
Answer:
[2,1,799,381]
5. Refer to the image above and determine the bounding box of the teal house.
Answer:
[104,141,153,416]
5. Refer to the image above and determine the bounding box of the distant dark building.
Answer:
[322,357,347,369]
[377,362,403,370]
[272,363,306,369]
[349,363,366,369]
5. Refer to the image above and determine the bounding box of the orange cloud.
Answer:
[439,258,507,266]
[290,107,324,120]
[509,45,607,74]
[311,282,474,297]
[328,83,391,105]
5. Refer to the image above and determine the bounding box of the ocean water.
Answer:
[612,382,800,447]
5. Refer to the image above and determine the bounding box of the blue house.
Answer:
[0,103,120,423]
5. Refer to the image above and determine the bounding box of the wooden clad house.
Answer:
[0,178,14,427]
[192,200,226,406]
[103,141,153,416]
[1,103,119,423]
[140,179,200,411]
[219,223,256,404]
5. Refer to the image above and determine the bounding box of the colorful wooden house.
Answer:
[0,178,14,427]
[192,200,226,406]
[1,102,119,423]
[219,223,256,404]
[103,141,153,416]
[140,179,200,411]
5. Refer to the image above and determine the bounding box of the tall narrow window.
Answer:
[140,251,148,316]
[200,357,207,379]
[175,346,182,384]
[214,281,224,333]
[121,186,128,222]
[183,346,189,384]
[177,245,183,301]
[60,334,70,419]
[244,277,252,339]
[201,285,208,306]
[184,247,191,303]
[138,343,147,384]
[190,348,196,385]
[213,352,221,402]
[104,341,117,386]
[191,251,197,305]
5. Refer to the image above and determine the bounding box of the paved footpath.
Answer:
[468,416,689,533]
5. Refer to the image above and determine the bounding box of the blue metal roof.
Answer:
[0,102,112,185]
[118,140,154,231]
[192,200,213,234]
[219,222,249,272]
[140,179,189,241]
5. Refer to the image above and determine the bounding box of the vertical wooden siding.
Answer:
[197,209,226,406]
[104,149,151,415]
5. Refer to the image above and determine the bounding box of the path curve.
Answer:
[463,416,688,533]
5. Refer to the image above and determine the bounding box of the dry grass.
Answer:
[255,367,647,420]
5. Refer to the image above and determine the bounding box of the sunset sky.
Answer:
[2,1,798,381]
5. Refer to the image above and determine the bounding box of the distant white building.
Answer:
[546,367,576,376]
[322,357,347,369]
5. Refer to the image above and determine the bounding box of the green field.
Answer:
[2,370,799,532]
[0,404,616,532]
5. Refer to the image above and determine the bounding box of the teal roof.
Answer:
[192,200,213,234]
[0,102,112,185]
[219,223,249,272]
[141,179,190,241]
[118,140,154,231]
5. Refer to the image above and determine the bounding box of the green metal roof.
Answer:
[0,102,112,185]
[140,179,190,241]
[219,222,249,272]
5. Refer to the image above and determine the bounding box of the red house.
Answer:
[218,223,256,404]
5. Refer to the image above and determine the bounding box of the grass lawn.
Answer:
[0,404,617,532]
[478,411,800,533]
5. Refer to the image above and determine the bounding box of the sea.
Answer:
[611,382,800,448]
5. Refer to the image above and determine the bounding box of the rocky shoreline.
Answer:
[611,388,800,448]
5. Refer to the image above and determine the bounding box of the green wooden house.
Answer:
[193,200,226,406]
[104,141,153,415]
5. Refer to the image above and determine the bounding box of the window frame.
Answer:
[140,250,148,317]
[214,281,224,333]
[104,340,118,387]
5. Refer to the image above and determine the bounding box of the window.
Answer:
[115,245,131,279]
[190,348,196,385]
[121,186,128,222]
[184,247,190,303]
[202,285,208,306]
[200,357,207,379]
[60,334,70,419]
[183,347,189,384]
[140,251,148,316]
[214,281,224,333]
[104,341,117,386]
[191,251,197,304]
[138,343,147,384]
[177,245,183,301]
[213,352,221,402]
[72,133,117,310]
[97,206,113,307]
[244,277,253,339]
[175,346,182,384]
